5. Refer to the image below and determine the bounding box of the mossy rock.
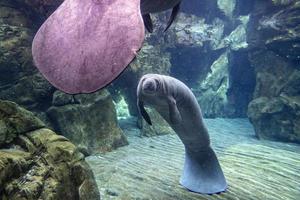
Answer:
[0,100,45,147]
[0,100,100,200]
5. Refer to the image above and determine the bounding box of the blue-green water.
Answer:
[0,0,300,199]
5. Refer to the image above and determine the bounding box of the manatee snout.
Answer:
[142,78,157,94]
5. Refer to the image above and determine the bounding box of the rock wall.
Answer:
[0,0,54,115]
[0,100,100,200]
[0,0,128,153]
[168,1,255,118]
[47,90,128,154]
[247,0,300,143]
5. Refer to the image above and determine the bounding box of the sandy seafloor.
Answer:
[86,118,300,200]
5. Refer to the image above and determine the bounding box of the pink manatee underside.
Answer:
[32,0,145,94]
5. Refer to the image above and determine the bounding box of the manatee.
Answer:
[141,0,182,32]
[32,0,145,94]
[137,74,227,194]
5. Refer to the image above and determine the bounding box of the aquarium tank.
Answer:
[0,0,299,199]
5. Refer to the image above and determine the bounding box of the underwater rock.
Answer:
[0,1,55,115]
[247,0,300,143]
[130,42,172,75]
[164,13,225,49]
[217,0,236,18]
[0,73,54,112]
[213,15,249,51]
[262,4,300,62]
[248,96,300,143]
[181,0,226,21]
[192,52,233,118]
[247,50,300,143]
[0,100,100,200]
[271,0,296,7]
[248,0,300,62]
[16,0,63,17]
[0,100,45,147]
[114,96,131,120]
[163,11,254,118]
[0,4,34,86]
[47,90,128,153]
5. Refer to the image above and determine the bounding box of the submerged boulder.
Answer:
[248,96,300,143]
[0,100,100,200]
[0,100,45,147]
[47,90,128,154]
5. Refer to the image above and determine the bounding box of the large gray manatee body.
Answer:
[137,74,227,194]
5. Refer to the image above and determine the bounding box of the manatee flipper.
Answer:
[180,147,227,194]
[32,0,144,94]
[164,2,181,32]
[142,14,153,33]
[167,96,182,124]
[138,100,152,125]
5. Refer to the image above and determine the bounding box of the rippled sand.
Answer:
[87,118,300,200]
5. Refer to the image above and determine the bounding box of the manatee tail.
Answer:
[180,147,227,194]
